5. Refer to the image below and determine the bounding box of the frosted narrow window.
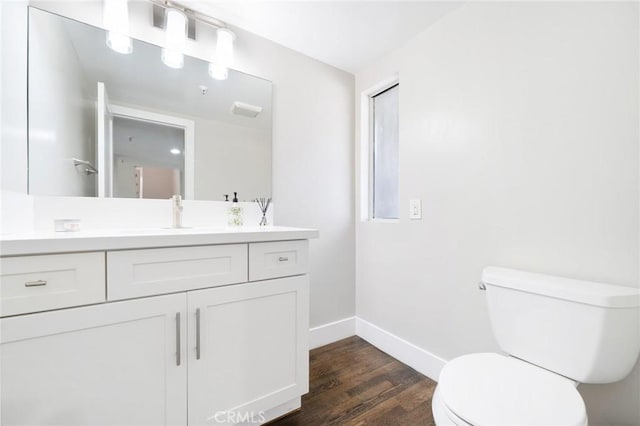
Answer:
[372,84,399,219]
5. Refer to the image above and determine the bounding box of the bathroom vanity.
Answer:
[1,3,312,424]
[0,227,317,425]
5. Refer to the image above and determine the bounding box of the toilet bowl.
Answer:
[432,267,640,426]
[432,353,587,426]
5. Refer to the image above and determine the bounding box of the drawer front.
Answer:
[249,240,309,281]
[107,244,248,300]
[0,252,105,317]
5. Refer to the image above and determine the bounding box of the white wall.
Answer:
[0,0,33,234]
[236,28,356,326]
[194,117,271,202]
[217,23,356,326]
[0,0,28,196]
[28,8,95,197]
[356,2,639,425]
[0,1,355,328]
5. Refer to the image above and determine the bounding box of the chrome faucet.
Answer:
[171,194,183,228]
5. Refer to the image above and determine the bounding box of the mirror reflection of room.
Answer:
[113,117,185,200]
[27,7,272,201]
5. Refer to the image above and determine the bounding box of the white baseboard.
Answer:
[308,316,447,382]
[355,317,447,382]
[309,316,356,349]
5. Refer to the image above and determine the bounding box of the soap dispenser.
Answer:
[228,192,243,227]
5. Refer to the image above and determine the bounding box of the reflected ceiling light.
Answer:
[103,0,132,54]
[162,8,187,69]
[208,28,235,80]
[170,148,181,155]
[208,62,228,80]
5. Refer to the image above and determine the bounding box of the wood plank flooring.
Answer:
[270,336,437,426]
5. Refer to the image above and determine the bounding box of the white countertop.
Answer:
[0,226,319,256]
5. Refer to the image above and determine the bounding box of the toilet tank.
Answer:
[482,267,640,384]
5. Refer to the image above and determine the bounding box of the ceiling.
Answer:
[189,1,463,74]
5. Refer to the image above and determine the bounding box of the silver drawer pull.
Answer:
[278,256,289,262]
[195,308,201,360]
[176,312,181,366]
[25,280,47,287]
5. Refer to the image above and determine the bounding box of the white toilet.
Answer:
[432,266,640,426]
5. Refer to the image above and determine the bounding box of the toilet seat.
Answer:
[437,353,587,426]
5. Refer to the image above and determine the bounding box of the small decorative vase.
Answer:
[254,197,272,227]
[228,204,243,227]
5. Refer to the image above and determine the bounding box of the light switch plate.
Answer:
[409,199,422,220]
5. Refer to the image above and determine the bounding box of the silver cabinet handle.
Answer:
[25,280,47,287]
[278,256,289,262]
[196,308,201,360]
[176,312,181,366]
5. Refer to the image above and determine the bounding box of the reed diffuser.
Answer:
[254,197,271,226]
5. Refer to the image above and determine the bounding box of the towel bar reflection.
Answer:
[72,158,98,175]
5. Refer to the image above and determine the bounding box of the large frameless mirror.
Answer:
[28,7,272,201]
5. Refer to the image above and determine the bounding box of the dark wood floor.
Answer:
[270,336,437,426]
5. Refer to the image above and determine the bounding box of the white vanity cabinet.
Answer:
[188,276,309,425]
[107,244,248,301]
[0,252,105,316]
[0,293,188,426]
[0,233,315,426]
[249,240,309,281]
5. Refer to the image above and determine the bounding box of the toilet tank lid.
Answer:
[482,267,640,308]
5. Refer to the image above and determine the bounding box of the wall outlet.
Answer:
[409,199,422,220]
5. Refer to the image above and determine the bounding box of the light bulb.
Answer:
[106,31,132,54]
[162,8,187,69]
[103,0,132,54]
[208,28,235,80]
[216,28,235,67]
[208,62,228,80]
[162,48,184,69]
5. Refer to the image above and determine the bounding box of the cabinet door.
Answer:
[1,293,187,426]
[187,276,309,425]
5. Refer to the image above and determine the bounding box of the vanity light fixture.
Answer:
[150,1,236,77]
[161,8,187,69]
[170,148,181,155]
[103,0,132,54]
[208,28,235,80]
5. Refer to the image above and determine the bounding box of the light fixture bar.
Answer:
[152,5,196,40]
[149,0,236,78]
[149,0,227,32]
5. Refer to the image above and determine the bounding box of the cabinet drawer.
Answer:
[249,240,309,281]
[0,252,105,317]
[107,245,248,300]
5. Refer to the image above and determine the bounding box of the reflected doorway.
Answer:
[110,105,195,199]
